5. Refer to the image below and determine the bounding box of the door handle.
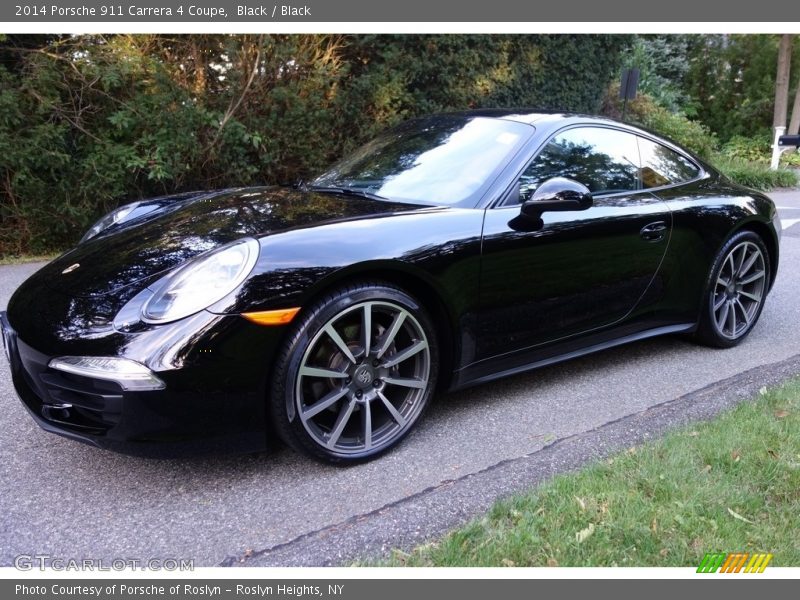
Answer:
[640,221,668,242]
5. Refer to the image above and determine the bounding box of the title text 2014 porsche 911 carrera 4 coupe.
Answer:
[0,110,781,463]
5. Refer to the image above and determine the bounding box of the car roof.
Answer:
[441,108,655,137]
[442,108,602,126]
[454,108,701,157]
[408,109,706,168]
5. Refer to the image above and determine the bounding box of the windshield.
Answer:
[311,116,531,206]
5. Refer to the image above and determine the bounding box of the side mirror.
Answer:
[520,177,593,219]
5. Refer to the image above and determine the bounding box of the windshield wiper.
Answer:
[305,185,388,201]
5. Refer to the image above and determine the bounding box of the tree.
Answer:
[0,34,632,255]
[789,81,800,134]
[773,34,793,130]
[620,35,693,114]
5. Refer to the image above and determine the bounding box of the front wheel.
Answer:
[270,282,438,463]
[695,230,770,348]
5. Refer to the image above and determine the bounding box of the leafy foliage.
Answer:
[683,35,800,142]
[617,34,800,150]
[621,35,694,114]
[721,134,800,168]
[0,34,630,255]
[602,84,799,190]
[722,134,774,163]
[602,86,717,159]
[712,156,799,190]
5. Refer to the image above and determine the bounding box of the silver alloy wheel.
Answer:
[294,300,431,455]
[712,240,766,340]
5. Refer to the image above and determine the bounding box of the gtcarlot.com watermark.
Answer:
[14,554,194,571]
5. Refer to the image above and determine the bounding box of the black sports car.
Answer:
[0,110,781,463]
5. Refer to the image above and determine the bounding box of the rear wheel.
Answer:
[695,230,770,348]
[270,282,438,463]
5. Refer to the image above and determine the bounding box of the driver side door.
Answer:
[477,126,673,361]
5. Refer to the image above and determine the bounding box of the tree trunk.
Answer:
[789,83,800,134]
[774,34,794,129]
[192,39,207,97]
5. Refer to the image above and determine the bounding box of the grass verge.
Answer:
[713,155,799,190]
[376,378,800,567]
[0,253,59,266]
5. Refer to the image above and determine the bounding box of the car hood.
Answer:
[36,187,428,298]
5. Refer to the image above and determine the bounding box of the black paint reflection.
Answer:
[638,137,700,188]
[479,191,672,358]
[34,187,426,300]
[518,128,640,200]
[313,115,530,206]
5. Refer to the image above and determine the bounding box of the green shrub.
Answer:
[719,133,800,168]
[0,34,632,255]
[639,105,717,160]
[721,134,772,163]
[602,88,717,159]
[711,154,799,190]
[780,149,800,167]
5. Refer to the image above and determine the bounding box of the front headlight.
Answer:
[80,202,141,243]
[141,238,259,324]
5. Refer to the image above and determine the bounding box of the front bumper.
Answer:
[1,310,271,457]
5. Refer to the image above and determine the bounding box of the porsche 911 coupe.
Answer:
[0,110,780,463]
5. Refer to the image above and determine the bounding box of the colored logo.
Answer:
[697,552,773,573]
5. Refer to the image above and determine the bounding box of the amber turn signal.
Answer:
[241,307,301,326]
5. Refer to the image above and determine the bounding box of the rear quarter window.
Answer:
[637,136,700,188]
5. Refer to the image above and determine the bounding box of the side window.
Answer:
[516,127,640,202]
[637,136,700,188]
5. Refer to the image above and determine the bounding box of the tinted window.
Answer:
[517,127,640,201]
[637,137,700,188]
[312,116,530,206]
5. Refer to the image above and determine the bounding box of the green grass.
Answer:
[713,155,799,190]
[0,253,59,265]
[375,379,800,567]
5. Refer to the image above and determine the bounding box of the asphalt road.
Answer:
[1,189,800,568]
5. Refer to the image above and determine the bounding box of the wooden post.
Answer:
[773,34,794,130]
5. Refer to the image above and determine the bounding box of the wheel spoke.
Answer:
[735,298,750,326]
[713,294,727,311]
[324,323,356,364]
[300,366,348,379]
[716,276,730,288]
[740,270,765,285]
[716,301,730,332]
[361,398,372,451]
[326,397,357,449]
[739,289,762,302]
[301,387,349,420]
[378,391,407,427]
[383,376,427,389]
[735,244,747,274]
[381,339,429,368]
[375,311,407,359]
[727,300,737,334]
[726,253,736,277]
[361,303,372,357]
[738,249,759,277]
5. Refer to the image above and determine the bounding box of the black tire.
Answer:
[270,282,439,463]
[694,230,770,348]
